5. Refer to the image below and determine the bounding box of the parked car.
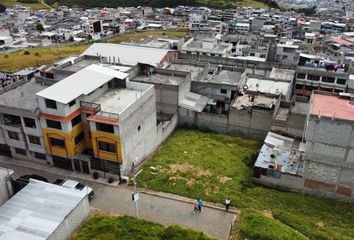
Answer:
[59,179,94,200]
[13,174,48,193]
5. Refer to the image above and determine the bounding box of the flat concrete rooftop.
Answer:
[62,58,99,72]
[166,63,204,80]
[93,88,143,114]
[0,80,47,111]
[232,94,277,110]
[311,93,354,121]
[133,72,186,86]
[207,70,242,85]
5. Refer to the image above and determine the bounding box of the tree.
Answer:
[69,36,74,42]
[36,22,45,32]
[0,4,6,13]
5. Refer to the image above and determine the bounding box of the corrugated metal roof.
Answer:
[82,43,172,66]
[0,180,87,240]
[36,64,128,104]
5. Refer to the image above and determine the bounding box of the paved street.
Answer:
[0,156,236,240]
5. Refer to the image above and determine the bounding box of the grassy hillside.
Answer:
[43,0,272,9]
[2,0,48,10]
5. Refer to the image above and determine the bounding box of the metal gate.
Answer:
[52,156,73,171]
[0,144,12,158]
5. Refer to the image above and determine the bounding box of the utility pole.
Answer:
[131,158,143,218]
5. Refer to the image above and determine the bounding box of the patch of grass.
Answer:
[137,130,261,204]
[104,30,187,44]
[197,0,268,8]
[0,45,89,72]
[72,214,214,240]
[137,130,354,240]
[2,0,48,10]
[0,30,187,72]
[235,209,307,240]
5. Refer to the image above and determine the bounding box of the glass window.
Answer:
[96,122,114,133]
[8,131,19,140]
[45,99,57,109]
[28,135,41,145]
[71,114,82,127]
[46,120,62,129]
[220,89,227,94]
[321,77,335,83]
[296,73,306,79]
[74,132,85,145]
[23,117,36,128]
[49,138,65,148]
[15,148,26,155]
[68,99,76,107]
[336,78,346,85]
[34,152,46,160]
[307,75,320,81]
[98,141,116,153]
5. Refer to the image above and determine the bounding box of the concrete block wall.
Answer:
[303,116,354,200]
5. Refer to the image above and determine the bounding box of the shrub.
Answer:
[107,177,114,183]
[34,52,40,57]
[23,50,30,55]
[92,172,99,179]
[3,54,8,58]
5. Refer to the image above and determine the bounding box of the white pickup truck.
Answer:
[56,179,94,201]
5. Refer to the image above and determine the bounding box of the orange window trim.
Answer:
[87,115,119,125]
[39,108,81,122]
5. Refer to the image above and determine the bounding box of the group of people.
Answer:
[193,198,231,214]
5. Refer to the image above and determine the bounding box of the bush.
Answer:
[23,50,30,55]
[3,54,8,58]
[107,177,114,183]
[92,172,99,179]
[34,52,40,57]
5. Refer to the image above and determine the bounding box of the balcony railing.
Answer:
[95,111,120,120]
[80,101,101,114]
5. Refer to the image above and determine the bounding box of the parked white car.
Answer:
[60,179,94,200]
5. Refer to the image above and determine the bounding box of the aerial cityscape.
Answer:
[0,0,354,239]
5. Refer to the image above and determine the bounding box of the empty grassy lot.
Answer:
[2,0,48,10]
[137,130,354,240]
[72,214,214,240]
[198,0,268,8]
[0,30,186,72]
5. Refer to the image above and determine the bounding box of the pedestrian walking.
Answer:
[197,198,203,213]
[193,200,199,214]
[225,198,231,211]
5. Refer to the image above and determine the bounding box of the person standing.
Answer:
[197,198,203,213]
[225,198,231,211]
[193,200,199,214]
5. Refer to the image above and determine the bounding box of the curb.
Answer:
[139,189,240,215]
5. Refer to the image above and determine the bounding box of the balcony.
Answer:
[80,101,101,114]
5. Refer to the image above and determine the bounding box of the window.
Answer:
[336,78,346,85]
[296,73,306,79]
[45,99,57,109]
[34,152,46,160]
[220,89,227,94]
[96,122,114,133]
[68,99,76,107]
[8,131,19,140]
[49,138,65,148]
[15,148,26,155]
[74,132,85,145]
[23,117,36,128]
[249,53,255,56]
[295,84,303,89]
[3,114,21,125]
[307,75,320,81]
[321,77,335,83]
[46,120,62,129]
[98,141,116,153]
[71,114,82,127]
[28,135,41,145]
[138,125,141,131]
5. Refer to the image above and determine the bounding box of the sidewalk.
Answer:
[0,156,237,240]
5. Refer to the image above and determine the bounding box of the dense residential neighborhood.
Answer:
[0,1,354,240]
